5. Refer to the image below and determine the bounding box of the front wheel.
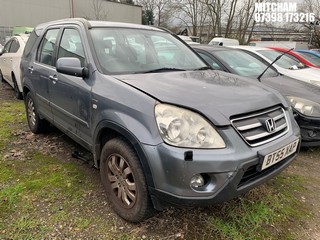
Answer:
[25,92,48,133]
[100,137,154,222]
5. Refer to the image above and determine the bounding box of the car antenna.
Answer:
[257,48,294,82]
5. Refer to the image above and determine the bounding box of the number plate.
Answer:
[261,139,299,171]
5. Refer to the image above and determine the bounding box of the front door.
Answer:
[48,27,92,146]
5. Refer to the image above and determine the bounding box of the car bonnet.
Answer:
[114,70,285,126]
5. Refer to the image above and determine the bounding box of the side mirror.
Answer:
[56,57,89,78]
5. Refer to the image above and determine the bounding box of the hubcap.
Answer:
[107,154,136,208]
[27,98,36,127]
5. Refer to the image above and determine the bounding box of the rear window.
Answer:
[22,31,39,58]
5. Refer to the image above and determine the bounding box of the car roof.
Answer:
[297,49,320,56]
[191,44,229,51]
[228,45,271,51]
[35,18,165,33]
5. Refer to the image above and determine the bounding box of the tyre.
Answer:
[25,92,48,133]
[0,70,3,83]
[12,75,23,100]
[100,137,154,222]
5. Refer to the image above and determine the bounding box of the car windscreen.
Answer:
[90,28,207,74]
[257,50,307,70]
[214,50,278,78]
[297,52,320,66]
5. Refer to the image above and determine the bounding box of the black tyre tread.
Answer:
[12,75,23,100]
[0,70,3,83]
[100,137,155,222]
[25,92,48,133]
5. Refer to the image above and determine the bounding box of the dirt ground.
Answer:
[1,81,320,239]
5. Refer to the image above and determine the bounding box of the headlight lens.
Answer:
[287,96,320,117]
[155,104,226,148]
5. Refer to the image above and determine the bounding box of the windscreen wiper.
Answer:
[195,66,212,70]
[141,67,186,73]
[257,48,294,82]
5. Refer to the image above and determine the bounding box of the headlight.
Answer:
[155,104,226,148]
[287,96,320,117]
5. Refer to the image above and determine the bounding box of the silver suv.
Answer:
[21,18,300,222]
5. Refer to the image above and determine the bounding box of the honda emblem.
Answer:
[265,118,276,133]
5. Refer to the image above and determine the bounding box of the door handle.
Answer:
[49,75,58,83]
[28,67,34,73]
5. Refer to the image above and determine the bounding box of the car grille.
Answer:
[231,106,289,147]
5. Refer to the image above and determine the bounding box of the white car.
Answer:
[229,46,320,87]
[0,34,29,99]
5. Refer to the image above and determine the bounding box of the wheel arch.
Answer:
[94,121,155,188]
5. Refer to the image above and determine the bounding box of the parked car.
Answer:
[193,45,320,146]
[229,46,320,87]
[177,35,200,45]
[208,37,239,46]
[295,49,320,68]
[269,47,320,68]
[0,34,29,99]
[311,49,320,53]
[21,19,300,222]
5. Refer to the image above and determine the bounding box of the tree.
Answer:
[302,0,320,47]
[142,9,155,25]
[91,0,109,20]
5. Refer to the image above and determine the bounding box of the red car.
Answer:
[268,47,320,68]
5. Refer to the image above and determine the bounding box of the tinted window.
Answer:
[57,28,85,67]
[37,29,60,66]
[9,38,20,53]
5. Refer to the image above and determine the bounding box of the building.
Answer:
[0,0,142,44]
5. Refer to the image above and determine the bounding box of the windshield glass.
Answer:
[214,50,278,78]
[257,50,307,70]
[90,28,206,74]
[297,52,320,66]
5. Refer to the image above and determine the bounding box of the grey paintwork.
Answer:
[193,45,320,146]
[21,19,300,209]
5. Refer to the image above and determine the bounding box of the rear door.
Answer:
[31,28,61,121]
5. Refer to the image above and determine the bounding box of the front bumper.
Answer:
[142,124,300,210]
[294,113,320,147]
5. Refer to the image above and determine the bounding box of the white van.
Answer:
[208,37,239,46]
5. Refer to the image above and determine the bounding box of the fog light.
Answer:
[190,174,205,188]
[308,130,316,138]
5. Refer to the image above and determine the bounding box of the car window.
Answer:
[23,31,39,58]
[90,28,206,74]
[197,52,222,70]
[214,50,278,77]
[57,28,86,67]
[297,52,320,66]
[9,38,20,53]
[37,28,60,66]
[3,40,12,53]
[258,50,306,70]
